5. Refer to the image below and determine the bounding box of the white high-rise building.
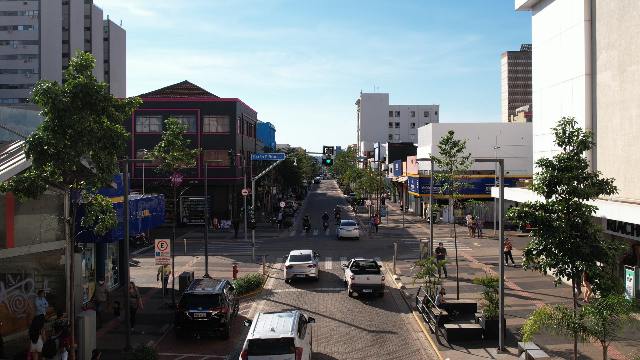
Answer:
[355,92,439,157]
[0,0,126,107]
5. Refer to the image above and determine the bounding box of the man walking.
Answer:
[157,264,172,296]
[91,276,110,329]
[435,242,448,278]
[374,214,380,233]
[232,218,240,239]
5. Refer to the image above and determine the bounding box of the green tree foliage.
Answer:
[0,51,141,360]
[333,147,358,182]
[520,294,640,360]
[147,118,200,174]
[473,273,501,320]
[412,256,449,297]
[273,149,317,191]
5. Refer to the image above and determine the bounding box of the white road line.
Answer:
[325,257,332,270]
[273,288,345,292]
[313,229,318,235]
[158,354,225,359]
[289,230,296,236]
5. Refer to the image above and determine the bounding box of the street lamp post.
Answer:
[474,158,505,352]
[204,159,222,278]
[122,158,153,352]
[417,158,435,257]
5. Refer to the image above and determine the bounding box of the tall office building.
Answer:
[501,44,532,122]
[0,0,125,107]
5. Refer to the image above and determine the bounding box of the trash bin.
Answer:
[426,211,438,223]
[179,271,195,294]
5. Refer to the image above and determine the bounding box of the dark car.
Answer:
[174,278,239,340]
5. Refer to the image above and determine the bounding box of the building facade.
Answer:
[501,44,532,123]
[257,121,276,151]
[0,0,126,106]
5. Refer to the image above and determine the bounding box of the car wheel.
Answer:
[378,291,385,298]
[220,326,230,340]
[314,275,319,282]
[285,279,291,284]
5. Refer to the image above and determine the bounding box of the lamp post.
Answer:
[204,159,222,278]
[122,157,153,352]
[417,158,435,257]
[474,158,505,352]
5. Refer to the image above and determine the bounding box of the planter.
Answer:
[478,316,506,340]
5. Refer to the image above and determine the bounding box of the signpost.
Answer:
[155,239,171,265]
[241,188,249,196]
[280,201,286,208]
[365,200,372,206]
[170,173,183,187]
[251,153,286,161]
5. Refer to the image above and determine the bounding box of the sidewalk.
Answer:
[375,201,639,360]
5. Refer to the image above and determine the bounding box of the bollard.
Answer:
[419,240,423,261]
[262,255,266,275]
[393,255,396,275]
[232,264,238,280]
[393,242,397,275]
[184,238,187,255]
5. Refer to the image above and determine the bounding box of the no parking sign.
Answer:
[155,239,171,265]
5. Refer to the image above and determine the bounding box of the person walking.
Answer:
[471,218,477,238]
[232,218,240,239]
[476,218,483,238]
[34,290,48,321]
[582,271,593,303]
[91,349,101,360]
[28,316,45,360]
[212,216,218,230]
[42,324,66,360]
[157,264,172,296]
[128,281,143,331]
[91,276,110,329]
[503,238,516,266]
[466,213,473,236]
[370,215,375,234]
[435,242,448,278]
[374,214,380,233]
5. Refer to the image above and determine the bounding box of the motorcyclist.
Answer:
[334,206,342,219]
[335,211,341,224]
[322,212,330,228]
[303,214,311,226]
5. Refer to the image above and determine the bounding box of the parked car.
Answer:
[284,249,320,283]
[240,310,315,360]
[336,220,359,240]
[313,177,321,184]
[174,278,239,340]
[283,200,297,216]
[342,258,385,298]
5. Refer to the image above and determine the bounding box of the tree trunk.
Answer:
[455,223,459,300]
[602,343,608,360]
[572,277,578,360]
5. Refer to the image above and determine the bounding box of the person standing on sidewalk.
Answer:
[34,290,48,322]
[466,213,473,236]
[157,264,172,296]
[476,218,483,238]
[232,218,240,239]
[91,276,110,329]
[374,214,380,233]
[435,242,448,278]
[370,215,375,234]
[503,238,516,266]
[128,281,143,331]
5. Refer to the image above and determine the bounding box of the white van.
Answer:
[240,311,315,360]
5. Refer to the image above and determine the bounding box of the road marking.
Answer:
[313,229,318,235]
[158,354,225,359]
[325,257,332,270]
[405,240,472,252]
[289,230,296,236]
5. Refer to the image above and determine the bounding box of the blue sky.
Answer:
[103,0,531,153]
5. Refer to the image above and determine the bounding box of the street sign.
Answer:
[279,201,286,208]
[365,200,372,206]
[241,188,249,196]
[170,173,183,186]
[251,153,286,161]
[155,239,171,265]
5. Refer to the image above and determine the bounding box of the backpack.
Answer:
[41,336,58,359]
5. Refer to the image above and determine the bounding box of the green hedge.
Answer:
[233,273,266,296]
[130,344,159,360]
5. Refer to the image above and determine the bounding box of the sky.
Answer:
[102,0,531,154]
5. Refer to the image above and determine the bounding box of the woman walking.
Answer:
[128,281,144,331]
[503,238,515,266]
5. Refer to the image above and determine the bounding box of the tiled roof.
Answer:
[136,80,220,99]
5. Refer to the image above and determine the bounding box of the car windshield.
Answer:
[178,294,221,310]
[247,338,296,356]
[341,221,357,227]
[288,254,312,262]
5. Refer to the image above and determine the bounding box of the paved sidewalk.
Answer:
[371,201,639,360]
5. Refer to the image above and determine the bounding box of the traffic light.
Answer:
[323,146,334,156]
[325,158,333,166]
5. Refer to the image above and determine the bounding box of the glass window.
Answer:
[178,294,221,310]
[203,115,230,132]
[424,111,430,117]
[410,111,415,117]
[388,122,393,128]
[435,111,438,116]
[288,254,312,262]
[105,242,119,289]
[237,117,241,134]
[388,134,393,141]
[203,150,230,167]
[394,122,400,128]
[175,115,197,133]
[394,111,400,117]
[135,115,162,133]
[410,122,416,129]
[389,111,393,117]
[247,338,296,356]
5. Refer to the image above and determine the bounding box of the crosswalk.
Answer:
[289,229,335,237]
[404,239,473,252]
[193,240,263,255]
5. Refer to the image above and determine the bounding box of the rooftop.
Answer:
[137,80,220,99]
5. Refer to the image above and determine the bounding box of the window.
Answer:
[394,122,400,128]
[389,111,393,117]
[237,117,242,134]
[394,111,400,117]
[388,122,393,128]
[175,115,197,132]
[203,150,230,167]
[135,115,162,133]
[410,122,416,129]
[435,111,438,116]
[388,134,393,141]
[394,134,400,140]
[410,134,415,140]
[424,111,430,117]
[410,111,415,117]
[203,115,230,132]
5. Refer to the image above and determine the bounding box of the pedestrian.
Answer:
[91,349,101,360]
[91,276,110,329]
[29,316,45,360]
[466,213,473,236]
[42,324,66,360]
[182,216,188,228]
[232,218,240,239]
[212,216,218,230]
[503,238,516,266]
[477,218,483,238]
[113,301,121,328]
[34,290,48,321]
[370,215,375,234]
[435,242,448,278]
[374,214,380,233]
[128,281,143,331]
[157,264,171,296]
[582,271,593,303]
[52,310,69,350]
[435,288,459,320]
[277,211,283,229]
[471,218,477,238]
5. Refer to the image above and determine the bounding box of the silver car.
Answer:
[284,250,320,283]
[337,220,360,240]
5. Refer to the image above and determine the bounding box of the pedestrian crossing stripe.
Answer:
[325,257,332,270]
[404,240,472,252]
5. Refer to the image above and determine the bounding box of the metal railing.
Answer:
[415,286,443,343]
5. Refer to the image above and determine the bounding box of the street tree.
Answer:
[0,51,141,360]
[147,118,201,306]
[333,147,358,182]
[507,116,625,359]
[430,129,474,299]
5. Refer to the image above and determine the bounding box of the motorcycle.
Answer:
[129,233,150,248]
[335,213,341,225]
[303,221,311,233]
[323,219,329,231]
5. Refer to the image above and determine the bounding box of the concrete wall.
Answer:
[501,53,509,122]
[417,122,533,174]
[40,0,62,84]
[106,20,127,98]
[357,93,389,156]
[594,0,640,200]
[89,5,103,81]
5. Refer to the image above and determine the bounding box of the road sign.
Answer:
[241,188,249,196]
[280,201,286,208]
[170,173,183,186]
[365,200,372,206]
[155,239,171,265]
[251,153,286,161]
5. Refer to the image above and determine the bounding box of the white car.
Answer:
[284,250,320,283]
[337,220,360,240]
[240,311,315,360]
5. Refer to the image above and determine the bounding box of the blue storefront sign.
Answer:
[393,160,402,177]
[408,175,531,197]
